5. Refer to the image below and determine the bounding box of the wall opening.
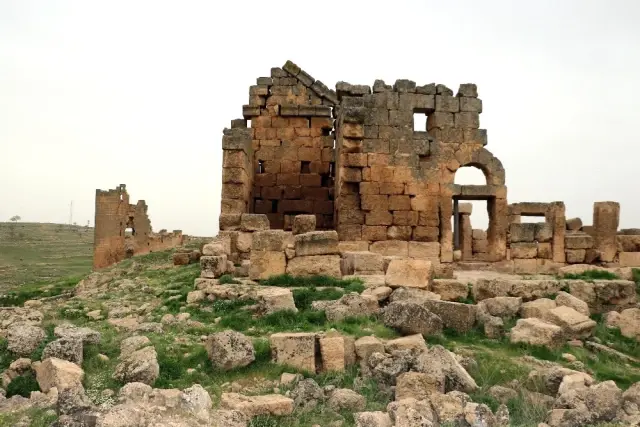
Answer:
[247,119,252,128]
[520,215,546,223]
[258,160,265,174]
[454,166,488,230]
[301,161,311,174]
[413,112,427,132]
[125,227,135,236]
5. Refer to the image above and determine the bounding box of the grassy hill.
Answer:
[0,222,93,289]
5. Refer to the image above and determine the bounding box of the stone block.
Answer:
[472,229,487,240]
[294,231,339,256]
[567,279,636,313]
[252,230,288,251]
[250,251,286,280]
[422,300,477,332]
[200,255,228,278]
[286,255,342,277]
[543,306,596,339]
[565,249,586,264]
[354,336,384,365]
[395,372,444,401]
[427,112,454,130]
[385,259,433,289]
[431,279,469,301]
[535,223,553,243]
[241,214,270,231]
[593,201,619,262]
[341,251,384,275]
[35,357,84,393]
[565,233,593,249]
[566,217,583,231]
[270,332,316,373]
[519,298,557,319]
[408,242,440,259]
[387,225,412,240]
[619,252,640,267]
[338,241,370,253]
[457,83,478,97]
[319,336,345,372]
[413,226,439,242]
[537,242,552,259]
[362,226,387,241]
[509,223,535,243]
[513,258,539,274]
[454,112,480,129]
[435,95,460,113]
[220,393,294,417]
[617,235,640,252]
[555,291,590,316]
[510,318,564,349]
[510,243,537,259]
[370,240,409,257]
[292,215,316,235]
[459,97,482,113]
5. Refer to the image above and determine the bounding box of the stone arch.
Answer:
[453,147,505,186]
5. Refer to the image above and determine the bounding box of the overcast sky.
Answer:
[1,0,639,236]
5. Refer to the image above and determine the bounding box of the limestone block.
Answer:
[220,393,294,417]
[408,242,440,259]
[354,336,384,365]
[431,279,469,301]
[385,259,433,289]
[568,279,636,313]
[472,229,487,240]
[619,252,640,267]
[249,251,286,280]
[240,214,270,231]
[520,298,557,319]
[565,249,586,264]
[535,223,553,243]
[382,301,443,336]
[319,336,345,372]
[386,225,412,240]
[513,259,538,274]
[537,242,552,259]
[338,241,370,253]
[473,239,488,253]
[510,243,537,259]
[370,240,409,257]
[422,300,477,333]
[294,231,339,256]
[478,297,522,318]
[509,223,536,243]
[270,332,316,373]
[565,233,593,249]
[384,334,427,353]
[354,412,393,427]
[617,235,640,252]
[341,251,384,275]
[555,292,590,316]
[286,255,341,277]
[543,306,596,339]
[617,308,640,341]
[252,230,288,252]
[566,217,583,231]
[292,215,316,235]
[172,252,190,266]
[203,241,229,256]
[395,372,444,401]
[593,201,620,262]
[510,318,564,349]
[35,358,84,392]
[200,255,228,279]
[256,287,298,315]
[236,232,253,253]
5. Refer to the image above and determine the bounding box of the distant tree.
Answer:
[8,216,21,240]
[9,215,20,222]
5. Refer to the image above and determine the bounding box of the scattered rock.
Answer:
[220,392,294,417]
[510,318,564,348]
[382,301,442,336]
[327,388,366,412]
[42,338,83,365]
[7,323,46,356]
[35,357,84,392]
[205,331,255,371]
[113,344,159,385]
[291,378,324,412]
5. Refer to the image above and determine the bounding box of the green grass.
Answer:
[219,274,241,285]
[0,222,93,289]
[260,274,364,291]
[0,408,58,427]
[562,270,619,281]
[6,372,40,398]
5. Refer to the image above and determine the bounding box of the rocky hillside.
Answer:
[0,249,638,426]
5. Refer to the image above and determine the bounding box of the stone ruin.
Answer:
[93,184,184,269]
[212,59,640,277]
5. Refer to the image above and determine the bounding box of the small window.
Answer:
[413,112,427,132]
[322,128,331,136]
[125,227,135,236]
[258,160,265,174]
[271,200,278,212]
[301,161,311,174]
[329,162,335,177]
[247,119,252,128]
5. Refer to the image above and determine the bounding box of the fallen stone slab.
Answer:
[220,392,294,417]
[510,318,564,348]
[543,306,596,339]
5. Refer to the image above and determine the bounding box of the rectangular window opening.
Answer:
[247,119,252,128]
[413,112,427,132]
[329,162,335,177]
[301,161,311,174]
[271,200,278,212]
[322,128,331,136]
[258,160,265,174]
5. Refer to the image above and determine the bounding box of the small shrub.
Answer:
[292,287,343,310]
[260,274,363,289]
[219,274,240,285]
[6,372,39,398]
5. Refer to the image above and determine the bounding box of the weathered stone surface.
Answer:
[473,279,562,301]
[555,291,590,316]
[205,331,255,371]
[270,332,316,373]
[7,323,46,356]
[240,214,270,231]
[113,345,159,385]
[327,388,366,412]
[251,230,288,251]
[478,297,522,318]
[294,231,339,256]
[369,240,409,257]
[354,411,393,427]
[422,300,477,333]
[42,338,83,365]
[385,259,433,289]
[319,335,347,372]
[256,287,298,315]
[354,336,385,366]
[617,308,640,341]
[341,251,384,275]
[567,279,636,313]
[286,255,341,277]
[395,372,444,400]
[520,298,557,318]
[382,301,443,336]
[431,279,469,301]
[292,215,316,235]
[510,318,564,348]
[200,255,228,278]
[35,357,84,392]
[322,293,379,322]
[250,251,286,280]
[543,306,596,339]
[384,334,427,353]
[510,223,536,243]
[389,287,441,303]
[220,393,294,417]
[388,397,438,427]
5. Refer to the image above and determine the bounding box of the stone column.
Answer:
[487,197,508,261]
[593,201,620,262]
[547,201,566,263]
[459,203,473,260]
[221,123,253,219]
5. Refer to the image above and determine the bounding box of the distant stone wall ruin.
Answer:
[93,184,183,269]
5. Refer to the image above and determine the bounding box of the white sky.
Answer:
[1,0,640,236]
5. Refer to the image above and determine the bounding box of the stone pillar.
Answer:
[547,201,566,263]
[487,197,508,261]
[593,201,620,262]
[453,199,460,250]
[439,195,453,262]
[221,123,253,218]
[459,203,473,260]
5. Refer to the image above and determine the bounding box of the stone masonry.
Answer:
[93,184,183,269]
[216,60,640,271]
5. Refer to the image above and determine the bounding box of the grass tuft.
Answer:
[562,270,619,281]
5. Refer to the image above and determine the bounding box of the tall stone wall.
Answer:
[93,184,183,269]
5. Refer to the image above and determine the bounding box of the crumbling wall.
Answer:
[93,184,184,269]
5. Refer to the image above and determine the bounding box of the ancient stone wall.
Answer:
[93,184,184,269]
[218,60,640,269]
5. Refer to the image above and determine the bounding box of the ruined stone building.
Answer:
[93,184,184,269]
[217,60,639,273]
